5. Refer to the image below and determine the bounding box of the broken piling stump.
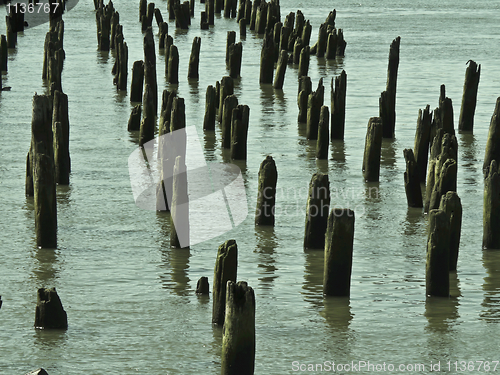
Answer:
[306,78,324,140]
[218,76,234,122]
[439,191,462,271]
[483,97,500,174]
[25,369,49,375]
[52,90,71,185]
[255,155,278,226]
[221,95,239,149]
[127,104,142,131]
[130,60,144,103]
[226,31,236,64]
[196,276,210,295]
[413,105,432,182]
[228,42,243,79]
[159,22,169,49]
[188,37,201,80]
[139,84,155,146]
[403,149,422,208]
[362,117,383,182]
[221,281,255,375]
[34,288,67,329]
[167,44,179,84]
[330,70,347,140]
[304,173,330,249]
[298,46,309,79]
[212,240,238,325]
[259,31,274,84]
[426,209,450,297]
[203,85,217,131]
[458,60,480,132]
[170,155,189,248]
[323,208,355,296]
[273,49,287,89]
[230,104,250,160]
[316,106,329,159]
[483,160,500,249]
[380,36,400,138]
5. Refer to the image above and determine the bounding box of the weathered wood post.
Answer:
[139,84,155,146]
[154,7,165,27]
[221,95,239,149]
[436,84,455,136]
[196,277,210,294]
[52,90,70,185]
[170,155,190,248]
[249,0,260,30]
[203,85,217,131]
[380,36,400,138]
[403,149,422,208]
[226,31,236,64]
[168,0,176,20]
[174,1,190,29]
[429,158,458,211]
[206,0,215,25]
[31,95,57,248]
[188,37,201,80]
[362,117,383,182]
[439,191,462,271]
[483,160,500,249]
[298,46,309,78]
[413,105,432,182]
[239,18,247,38]
[143,27,158,114]
[316,106,329,159]
[255,1,268,35]
[221,281,255,375]
[1,35,8,72]
[139,0,147,21]
[228,42,243,79]
[292,37,303,64]
[273,49,287,89]
[255,156,278,226]
[323,208,355,296]
[159,22,169,49]
[458,60,480,132]
[306,78,324,140]
[426,209,450,297]
[200,11,209,29]
[98,3,113,51]
[301,20,311,47]
[34,288,67,329]
[259,31,274,84]
[483,98,500,174]
[304,173,330,249]
[230,105,250,160]
[212,240,238,325]
[130,60,144,102]
[116,34,128,91]
[331,70,347,140]
[325,32,337,59]
[244,0,252,25]
[315,23,328,58]
[127,104,142,131]
[167,44,179,84]
[297,76,312,123]
[218,76,234,121]
[110,11,119,50]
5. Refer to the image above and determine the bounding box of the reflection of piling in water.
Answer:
[34,288,67,329]
[426,209,450,297]
[304,173,330,249]
[323,209,355,297]
[221,281,255,375]
[481,250,500,321]
[439,192,462,271]
[458,60,480,132]
[380,36,400,138]
[362,117,383,182]
[413,105,432,182]
[255,156,278,226]
[403,149,422,208]
[213,240,238,325]
[483,160,500,249]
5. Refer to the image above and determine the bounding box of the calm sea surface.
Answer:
[1,0,500,373]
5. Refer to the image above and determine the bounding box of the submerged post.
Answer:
[255,156,278,226]
[212,240,238,326]
[34,288,68,329]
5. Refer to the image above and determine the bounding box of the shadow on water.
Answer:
[302,249,324,308]
[203,131,217,162]
[330,140,346,171]
[424,272,461,332]
[96,50,109,65]
[480,250,500,322]
[459,133,480,188]
[32,248,60,286]
[320,296,354,357]
[315,158,329,174]
[254,225,278,292]
[380,138,396,167]
[33,328,67,348]
[56,184,73,206]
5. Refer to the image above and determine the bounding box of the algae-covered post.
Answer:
[259,31,274,84]
[52,90,71,185]
[221,281,255,375]
[221,95,239,149]
[330,70,347,140]
[426,209,450,297]
[167,44,179,84]
[380,36,400,138]
[170,155,189,248]
[196,277,209,295]
[304,173,330,250]
[127,104,142,131]
[143,27,158,114]
[34,288,67,329]
[362,117,383,182]
[413,105,432,182]
[403,149,422,208]
[230,104,250,160]
[273,49,288,89]
[439,191,462,272]
[298,46,309,78]
[203,85,217,130]
[188,37,201,80]
[212,240,238,326]
[458,60,480,132]
[228,42,243,79]
[483,98,500,174]
[139,84,155,146]
[255,155,278,226]
[130,60,144,103]
[316,106,329,160]
[323,208,355,297]
[483,160,500,250]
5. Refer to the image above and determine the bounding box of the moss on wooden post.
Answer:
[426,209,450,297]
[362,117,383,182]
[304,173,330,249]
[212,240,238,325]
[255,156,278,226]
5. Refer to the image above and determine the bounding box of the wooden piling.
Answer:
[139,0,147,21]
[170,155,189,248]
[34,288,67,329]
[174,1,190,29]
[222,95,239,149]
[436,84,455,136]
[304,173,330,249]
[255,1,268,35]
[226,31,236,64]
[221,281,255,375]
[325,32,337,59]
[380,36,400,138]
[110,11,119,50]
[259,31,275,84]
[230,105,250,160]
[249,0,260,30]
[97,3,112,51]
[196,277,209,294]
[168,0,176,20]
[316,23,328,58]
[330,70,347,140]
[218,76,234,122]
[483,98,500,174]
[159,22,168,49]
[167,44,179,84]
[298,46,309,78]
[301,20,311,47]
[203,85,217,131]
[297,76,312,124]
[316,106,329,160]
[483,160,500,249]
[116,35,128,91]
[336,28,346,56]
[239,18,246,38]
[154,8,165,27]
[323,208,355,296]
[244,0,252,25]
[130,60,144,103]
[429,158,458,211]
[127,104,142,131]
[439,191,462,271]
[458,60,480,132]
[201,11,209,29]
[403,149,422,208]
[306,78,324,140]
[188,37,201,80]
[206,0,215,25]
[139,84,155,147]
[292,37,303,64]
[413,105,432,182]
[228,42,243,79]
[143,27,158,114]
[52,90,70,185]
[362,117,383,182]
[426,209,450,297]
[0,35,7,72]
[255,155,278,226]
[212,240,238,326]
[273,49,288,89]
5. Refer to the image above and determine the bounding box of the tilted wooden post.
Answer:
[458,60,480,132]
[380,36,400,138]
